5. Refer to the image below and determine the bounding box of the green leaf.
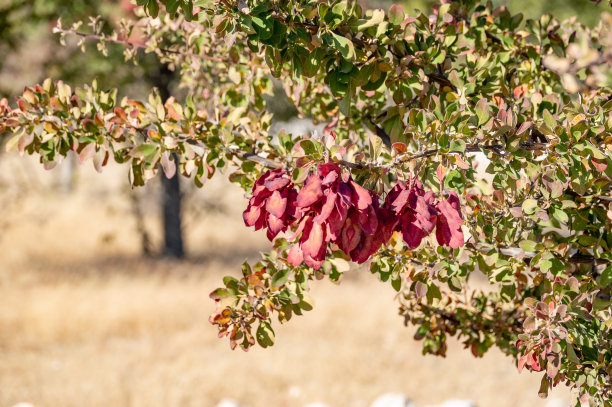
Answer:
[362,71,387,91]
[331,32,355,61]
[181,0,193,20]
[448,276,462,292]
[146,0,160,17]
[551,207,568,224]
[449,139,466,153]
[298,294,315,311]
[131,144,158,159]
[519,240,537,252]
[388,4,405,25]
[300,139,319,156]
[256,321,275,348]
[351,9,385,30]
[339,91,351,116]
[426,283,442,303]
[165,0,180,14]
[475,98,489,126]
[222,276,239,290]
[252,15,273,41]
[391,275,402,291]
[271,269,290,287]
[566,345,581,364]
[540,258,564,275]
[542,109,556,128]
[475,179,493,195]
[522,199,538,215]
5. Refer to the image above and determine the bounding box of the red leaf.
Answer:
[304,253,325,270]
[161,152,176,179]
[513,85,526,99]
[78,143,96,164]
[391,187,410,213]
[314,191,336,223]
[546,354,560,379]
[356,205,378,234]
[435,191,464,248]
[326,206,345,239]
[350,181,372,210]
[266,214,285,240]
[337,182,353,206]
[265,190,287,218]
[436,164,445,183]
[114,107,128,122]
[297,174,323,207]
[402,221,425,249]
[251,187,272,206]
[351,234,381,264]
[413,195,436,234]
[287,244,304,267]
[243,204,262,227]
[321,169,339,185]
[17,132,34,153]
[17,99,32,112]
[264,170,291,190]
[288,216,309,241]
[591,158,607,172]
[518,354,528,373]
[415,281,427,298]
[301,219,325,259]
[392,142,407,154]
[166,103,184,121]
[264,177,291,191]
[529,352,541,371]
[318,162,341,179]
[285,189,299,219]
[340,218,362,254]
[378,207,397,242]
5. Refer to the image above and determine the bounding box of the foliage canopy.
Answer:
[1,0,612,404]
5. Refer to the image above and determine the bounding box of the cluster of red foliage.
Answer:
[385,179,464,250]
[244,165,464,269]
[243,168,298,241]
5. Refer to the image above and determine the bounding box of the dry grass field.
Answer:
[0,155,571,407]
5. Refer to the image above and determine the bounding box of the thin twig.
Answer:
[389,142,549,168]
[473,244,610,265]
[60,29,265,68]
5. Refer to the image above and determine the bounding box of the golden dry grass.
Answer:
[0,156,570,407]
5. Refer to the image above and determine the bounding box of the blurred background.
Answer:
[0,1,605,406]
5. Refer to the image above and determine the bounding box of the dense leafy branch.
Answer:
[1,0,612,405]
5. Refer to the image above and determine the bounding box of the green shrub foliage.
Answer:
[1,0,611,404]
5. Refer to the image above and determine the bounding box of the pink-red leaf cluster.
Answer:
[243,167,465,270]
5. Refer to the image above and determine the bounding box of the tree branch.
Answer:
[473,245,610,265]
[57,29,265,68]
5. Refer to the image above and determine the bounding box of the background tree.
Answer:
[0,0,186,257]
[1,0,611,405]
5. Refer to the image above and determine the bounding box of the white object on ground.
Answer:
[370,393,415,407]
[439,400,476,407]
[288,385,303,398]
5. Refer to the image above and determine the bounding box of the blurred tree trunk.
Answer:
[160,162,183,257]
[146,65,185,258]
[60,154,76,194]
